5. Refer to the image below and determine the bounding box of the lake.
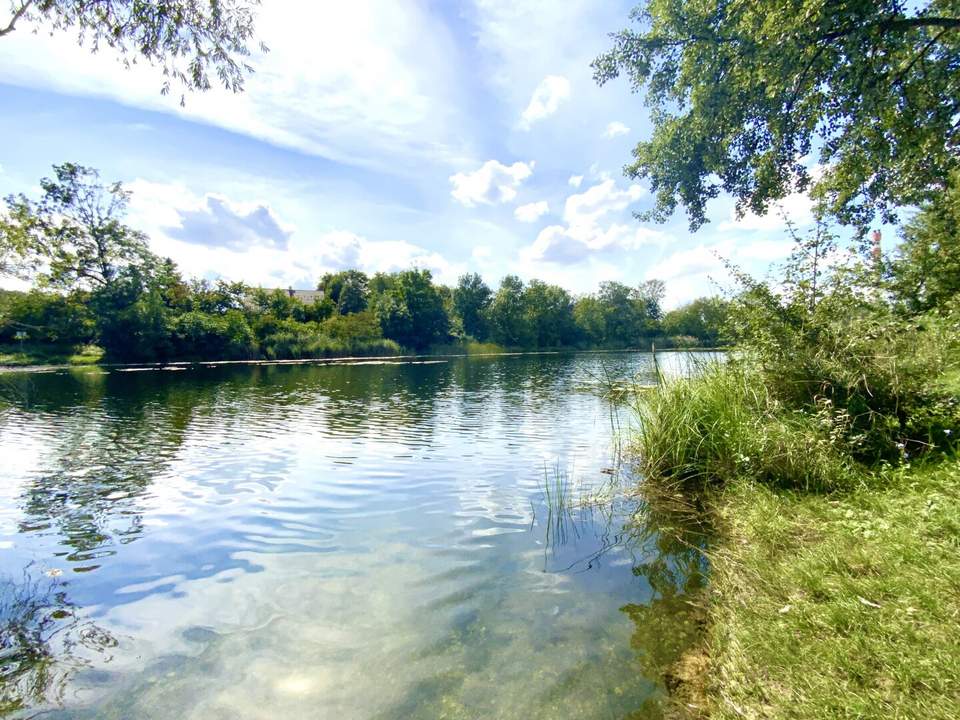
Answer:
[0,352,708,719]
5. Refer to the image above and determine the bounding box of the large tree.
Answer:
[0,0,264,97]
[0,163,157,290]
[452,272,492,340]
[593,1,960,231]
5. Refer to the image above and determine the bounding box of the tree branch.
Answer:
[0,1,33,38]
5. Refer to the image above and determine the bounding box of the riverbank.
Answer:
[0,342,723,372]
[643,369,960,719]
[694,457,960,719]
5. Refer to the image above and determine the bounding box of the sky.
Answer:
[0,0,838,309]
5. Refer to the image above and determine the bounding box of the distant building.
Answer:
[246,287,325,306]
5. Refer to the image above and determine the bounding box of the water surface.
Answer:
[0,352,707,719]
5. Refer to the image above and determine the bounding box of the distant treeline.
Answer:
[0,269,728,363]
[0,164,727,363]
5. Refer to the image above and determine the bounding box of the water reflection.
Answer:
[0,352,715,718]
[0,567,116,716]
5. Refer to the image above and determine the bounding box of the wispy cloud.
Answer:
[603,121,630,138]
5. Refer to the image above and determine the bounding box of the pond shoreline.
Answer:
[0,346,724,374]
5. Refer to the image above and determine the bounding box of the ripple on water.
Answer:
[0,352,713,719]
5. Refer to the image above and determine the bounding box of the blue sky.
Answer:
[0,0,828,308]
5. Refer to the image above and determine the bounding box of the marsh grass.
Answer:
[631,360,863,493]
[627,341,960,718]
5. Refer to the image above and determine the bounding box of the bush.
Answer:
[731,285,960,463]
[0,290,94,345]
[171,310,256,360]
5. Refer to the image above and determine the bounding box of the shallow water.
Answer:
[0,352,708,719]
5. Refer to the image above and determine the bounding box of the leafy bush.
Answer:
[0,290,95,345]
[730,283,960,463]
[171,310,256,360]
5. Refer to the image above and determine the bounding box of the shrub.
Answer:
[171,310,256,360]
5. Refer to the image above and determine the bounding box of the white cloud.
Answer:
[124,180,462,287]
[568,175,583,188]
[646,238,794,308]
[519,75,570,128]
[472,245,493,260]
[514,201,549,223]
[449,160,534,207]
[603,121,630,138]
[520,179,664,264]
[166,195,294,251]
[0,3,473,172]
[719,192,815,232]
[563,179,646,229]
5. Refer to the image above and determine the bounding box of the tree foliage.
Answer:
[1,163,157,290]
[452,272,492,340]
[0,0,265,98]
[594,1,960,231]
[888,171,960,314]
[374,269,448,350]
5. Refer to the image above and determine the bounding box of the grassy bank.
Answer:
[630,358,960,719]
[0,343,104,367]
[703,459,960,719]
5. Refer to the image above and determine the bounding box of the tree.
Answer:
[597,281,641,345]
[0,163,158,290]
[889,172,960,314]
[487,275,533,347]
[574,295,607,346]
[375,270,448,350]
[452,272,492,340]
[523,280,577,347]
[662,297,729,346]
[319,270,369,315]
[0,0,265,98]
[636,278,665,328]
[594,1,960,231]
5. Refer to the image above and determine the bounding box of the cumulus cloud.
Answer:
[568,175,583,188]
[514,200,549,223]
[521,179,664,264]
[123,180,462,288]
[646,238,794,308]
[603,121,630,138]
[564,179,646,228]
[519,75,570,128]
[449,159,534,207]
[166,195,294,251]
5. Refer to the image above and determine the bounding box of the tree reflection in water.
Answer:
[0,566,116,717]
[535,466,711,719]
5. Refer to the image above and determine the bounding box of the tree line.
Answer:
[0,164,728,363]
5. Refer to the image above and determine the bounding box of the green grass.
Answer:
[702,459,960,719]
[629,350,960,718]
[426,340,508,356]
[630,361,862,493]
[0,343,104,367]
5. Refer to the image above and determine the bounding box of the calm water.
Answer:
[0,352,708,719]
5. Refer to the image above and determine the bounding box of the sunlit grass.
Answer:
[705,460,960,719]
